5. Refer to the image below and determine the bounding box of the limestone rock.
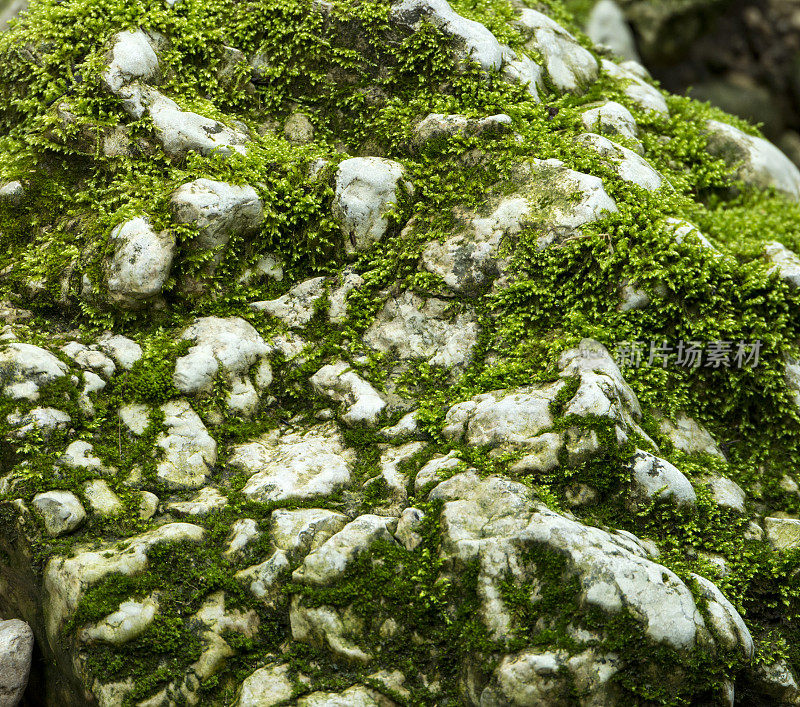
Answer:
[237,664,294,707]
[44,523,205,639]
[156,399,217,489]
[148,90,250,158]
[172,317,269,412]
[290,600,372,664]
[82,480,124,516]
[166,487,228,516]
[429,472,746,653]
[271,508,349,561]
[518,10,599,95]
[171,179,264,284]
[706,120,800,200]
[296,685,390,706]
[577,133,665,190]
[765,517,800,550]
[251,277,326,328]
[581,101,640,148]
[765,241,800,288]
[106,217,176,310]
[333,157,410,255]
[0,619,33,707]
[81,596,159,645]
[32,490,86,536]
[310,361,387,427]
[602,59,669,115]
[0,343,69,401]
[363,291,479,369]
[233,424,355,503]
[586,0,640,62]
[61,342,116,378]
[7,407,71,438]
[292,514,399,586]
[391,0,503,72]
[656,412,723,457]
[690,574,753,660]
[704,476,746,513]
[97,334,142,370]
[627,450,697,508]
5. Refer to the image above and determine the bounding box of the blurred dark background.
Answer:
[582,0,800,165]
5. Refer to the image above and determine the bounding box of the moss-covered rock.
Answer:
[4,0,800,704]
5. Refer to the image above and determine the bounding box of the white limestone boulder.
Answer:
[251,277,326,328]
[292,514,399,586]
[602,59,669,115]
[156,399,217,489]
[363,291,479,369]
[586,0,639,61]
[626,450,697,508]
[32,490,86,537]
[391,0,503,72]
[577,132,665,190]
[0,342,69,400]
[333,157,410,255]
[518,9,599,95]
[310,362,387,427]
[172,316,270,414]
[581,101,641,149]
[0,619,34,707]
[106,217,176,310]
[706,120,800,200]
[765,241,800,288]
[232,424,356,503]
[171,179,264,283]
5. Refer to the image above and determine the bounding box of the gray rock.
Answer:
[586,0,640,62]
[292,514,399,586]
[172,317,269,413]
[237,664,294,707]
[765,241,800,288]
[500,49,544,100]
[577,133,665,190]
[81,596,159,646]
[171,179,264,286]
[333,157,410,254]
[627,450,697,508]
[32,490,86,536]
[101,29,161,118]
[310,362,387,427]
[480,647,620,707]
[391,0,503,72]
[395,507,425,551]
[602,59,669,115]
[251,277,326,328]
[296,685,386,706]
[667,217,719,254]
[0,342,69,401]
[442,382,563,448]
[106,217,176,310]
[0,619,33,707]
[6,407,71,438]
[656,411,724,458]
[166,487,227,516]
[690,574,753,660]
[765,517,800,550]
[412,112,512,151]
[97,334,142,370]
[518,9,599,95]
[429,472,748,654]
[284,112,315,143]
[82,480,123,516]
[706,120,800,200]
[147,89,249,159]
[271,508,349,561]
[155,399,217,489]
[363,291,479,369]
[581,101,641,149]
[61,342,116,379]
[0,181,24,206]
[233,424,355,503]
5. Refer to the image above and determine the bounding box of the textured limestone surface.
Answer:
[2,0,800,705]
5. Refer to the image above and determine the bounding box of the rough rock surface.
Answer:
[1,0,800,704]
